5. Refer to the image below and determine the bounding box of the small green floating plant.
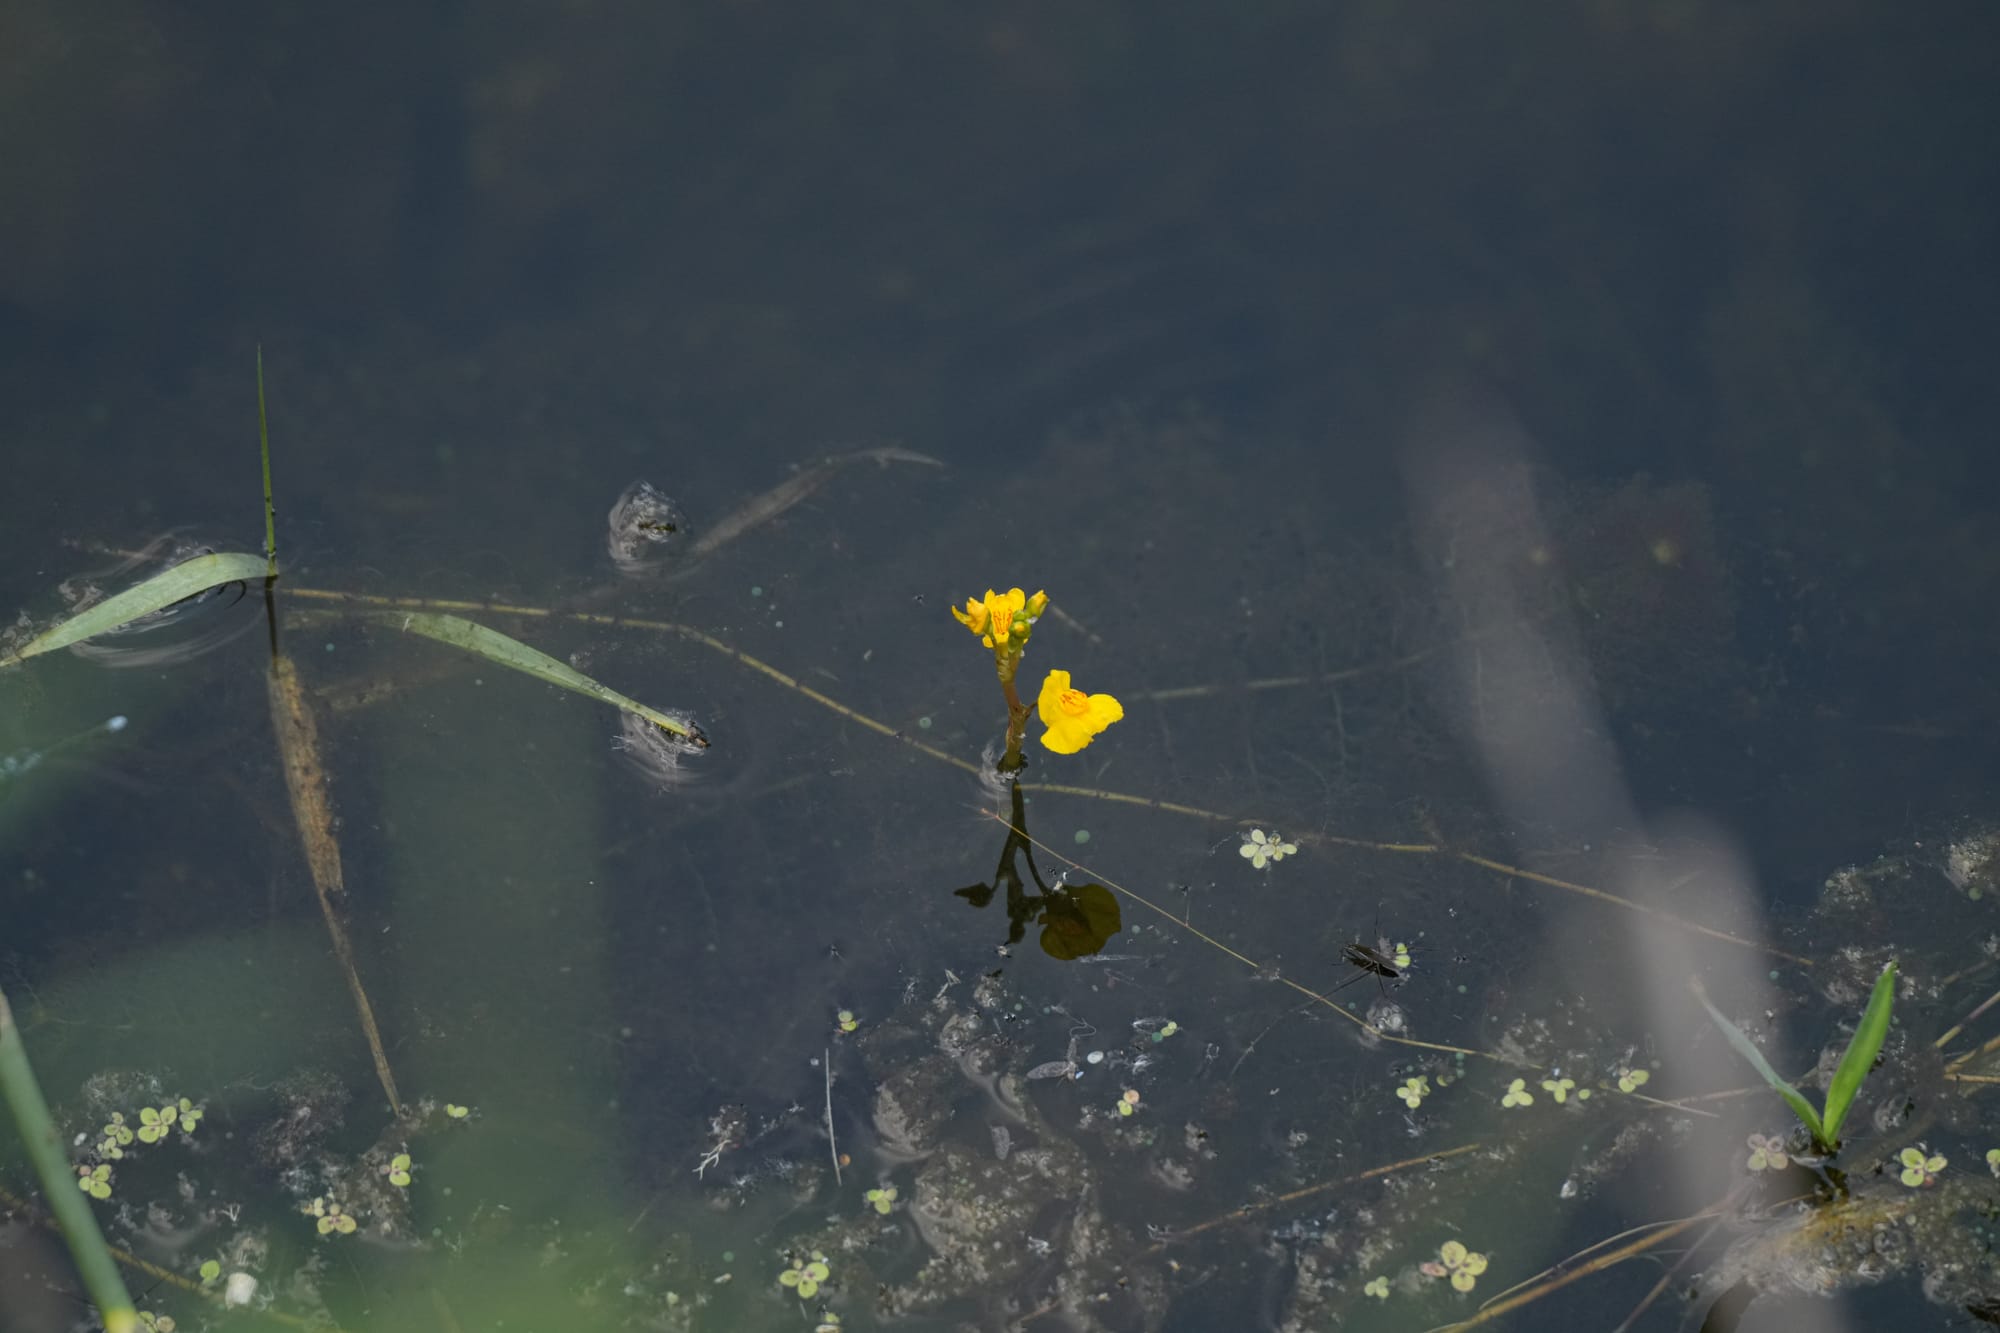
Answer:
[1897,1145,1945,1188]
[76,1163,113,1200]
[1692,960,1897,1159]
[305,1196,358,1236]
[778,1252,831,1299]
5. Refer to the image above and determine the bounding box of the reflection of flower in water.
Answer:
[612,712,706,790]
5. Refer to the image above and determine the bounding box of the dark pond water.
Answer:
[4,5,2000,1332]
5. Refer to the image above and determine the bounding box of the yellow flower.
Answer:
[985,588,1027,647]
[951,587,1041,649]
[951,596,991,638]
[1037,670,1124,754]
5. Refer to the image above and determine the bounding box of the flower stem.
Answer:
[999,674,1029,774]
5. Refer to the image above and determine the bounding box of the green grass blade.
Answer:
[1820,960,1896,1145]
[257,344,277,576]
[381,612,702,741]
[1,551,272,667]
[0,986,139,1333]
[1690,976,1826,1145]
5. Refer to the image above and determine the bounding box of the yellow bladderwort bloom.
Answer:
[1037,669,1124,754]
[988,587,1024,647]
[952,587,1044,651]
[952,596,991,639]
[949,586,1082,774]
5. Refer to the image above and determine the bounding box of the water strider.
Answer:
[1327,932,1415,997]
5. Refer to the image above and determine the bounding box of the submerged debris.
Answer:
[606,480,688,574]
[613,710,707,790]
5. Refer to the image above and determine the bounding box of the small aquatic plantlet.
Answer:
[305,1196,357,1235]
[778,1252,831,1299]
[136,1103,181,1144]
[949,587,1121,773]
[1239,829,1297,869]
[1420,1241,1489,1291]
[98,1113,133,1158]
[1436,1240,1489,1293]
[77,1163,113,1199]
[1745,1133,1788,1172]
[864,1185,897,1214]
[1692,960,1896,1157]
[1898,1146,1945,1187]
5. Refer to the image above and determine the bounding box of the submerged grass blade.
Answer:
[1690,976,1826,1146]
[381,611,703,742]
[0,986,139,1333]
[258,345,277,576]
[1821,960,1897,1145]
[1,551,271,668]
